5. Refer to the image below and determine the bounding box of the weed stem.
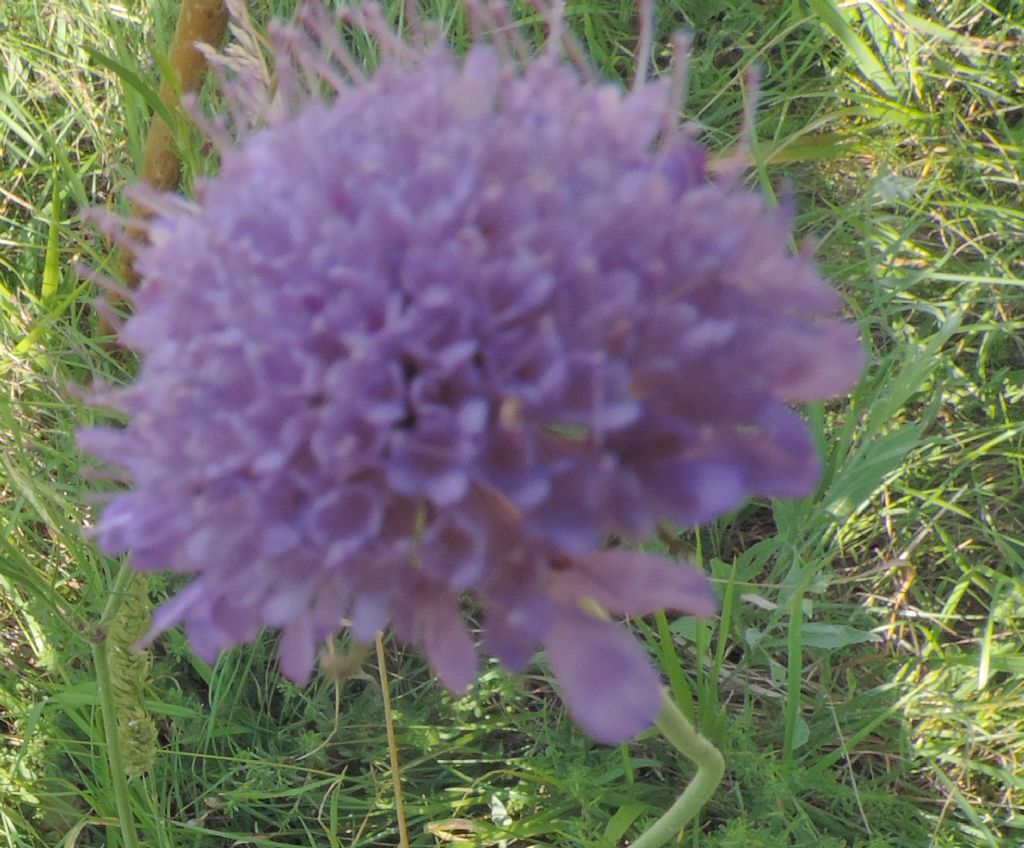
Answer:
[92,562,140,848]
[630,691,724,848]
[376,632,411,848]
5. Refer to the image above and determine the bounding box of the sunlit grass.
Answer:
[2,0,1022,846]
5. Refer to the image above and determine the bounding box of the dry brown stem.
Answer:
[99,0,228,340]
[138,0,229,195]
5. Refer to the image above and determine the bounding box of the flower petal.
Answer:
[278,616,316,684]
[549,550,717,618]
[544,609,662,744]
[78,0,864,730]
[397,587,478,692]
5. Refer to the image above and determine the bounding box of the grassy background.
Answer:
[1,0,1023,845]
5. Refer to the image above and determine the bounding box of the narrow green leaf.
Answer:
[802,623,881,649]
[804,0,897,97]
[41,168,61,302]
[83,45,177,132]
[604,803,647,845]
[823,424,925,521]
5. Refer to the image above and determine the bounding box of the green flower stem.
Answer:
[99,558,137,630]
[91,562,140,848]
[630,690,725,848]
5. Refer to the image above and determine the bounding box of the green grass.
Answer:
[2,0,1023,846]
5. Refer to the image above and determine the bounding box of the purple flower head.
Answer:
[79,0,863,743]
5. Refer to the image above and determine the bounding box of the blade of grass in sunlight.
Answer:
[802,0,897,97]
[40,163,61,303]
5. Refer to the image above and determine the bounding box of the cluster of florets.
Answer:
[79,1,862,742]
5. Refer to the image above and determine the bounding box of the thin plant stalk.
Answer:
[375,632,411,848]
[630,691,725,848]
[91,562,141,848]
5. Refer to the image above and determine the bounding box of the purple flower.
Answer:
[79,0,863,743]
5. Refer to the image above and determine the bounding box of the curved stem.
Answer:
[630,691,725,848]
